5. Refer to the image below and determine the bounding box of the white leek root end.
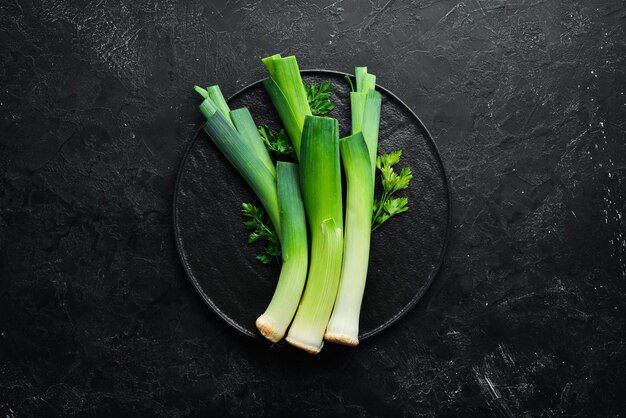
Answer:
[255,315,283,344]
[324,333,359,346]
[285,337,323,354]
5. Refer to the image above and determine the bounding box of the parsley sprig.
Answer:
[241,202,280,264]
[305,81,335,116]
[258,126,296,160]
[372,150,413,231]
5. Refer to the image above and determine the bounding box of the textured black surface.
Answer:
[174,71,449,340]
[1,0,626,416]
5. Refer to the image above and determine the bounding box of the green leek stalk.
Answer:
[325,68,381,346]
[256,162,308,342]
[325,133,373,345]
[199,97,281,237]
[196,85,275,178]
[194,85,233,124]
[229,108,276,177]
[262,54,312,159]
[286,116,343,354]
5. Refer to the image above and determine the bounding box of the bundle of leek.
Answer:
[197,57,412,354]
[259,60,385,349]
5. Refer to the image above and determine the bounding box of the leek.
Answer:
[286,116,343,354]
[325,133,373,345]
[325,68,381,346]
[256,162,308,342]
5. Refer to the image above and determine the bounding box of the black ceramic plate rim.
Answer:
[173,69,452,341]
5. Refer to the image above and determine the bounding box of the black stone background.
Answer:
[1,0,625,416]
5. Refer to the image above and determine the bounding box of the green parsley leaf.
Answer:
[241,202,281,264]
[372,151,413,231]
[258,125,296,160]
[376,150,402,169]
[305,81,335,116]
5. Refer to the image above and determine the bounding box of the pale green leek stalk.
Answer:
[325,133,373,345]
[262,54,312,159]
[286,116,343,354]
[256,162,308,342]
[325,68,381,345]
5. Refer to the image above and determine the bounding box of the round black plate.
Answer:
[173,70,450,341]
